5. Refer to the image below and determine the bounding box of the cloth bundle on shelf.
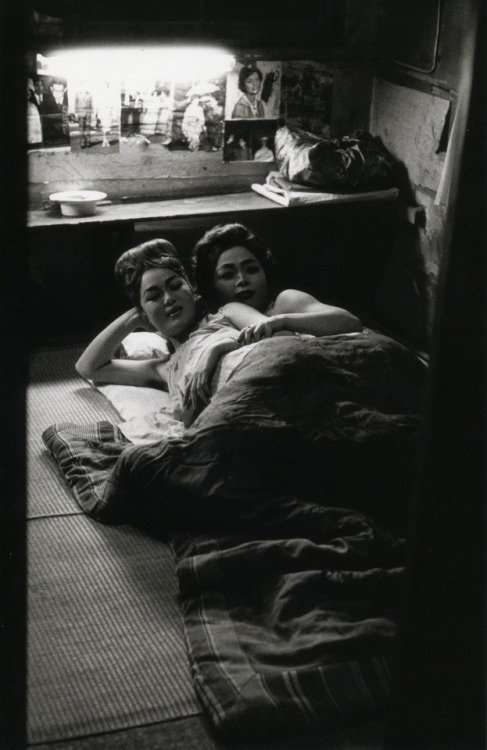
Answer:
[274,126,397,192]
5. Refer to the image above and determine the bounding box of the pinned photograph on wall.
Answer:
[138,82,174,144]
[281,61,333,138]
[69,78,121,153]
[28,74,71,151]
[223,120,278,162]
[118,74,226,154]
[119,78,173,153]
[226,61,281,121]
[167,75,226,153]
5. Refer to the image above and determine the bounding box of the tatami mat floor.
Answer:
[27,347,203,748]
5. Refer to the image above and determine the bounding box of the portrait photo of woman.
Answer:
[225,61,281,121]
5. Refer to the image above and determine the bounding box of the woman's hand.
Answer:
[184,367,213,412]
[183,336,238,412]
[132,308,156,332]
[237,315,290,345]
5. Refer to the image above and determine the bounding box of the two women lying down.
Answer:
[76,223,362,426]
[68,223,424,533]
[44,225,425,741]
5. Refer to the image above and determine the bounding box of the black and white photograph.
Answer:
[2,2,485,750]
[225,60,281,121]
[117,74,226,153]
[33,74,71,149]
[70,77,121,153]
[167,76,226,152]
[223,119,278,162]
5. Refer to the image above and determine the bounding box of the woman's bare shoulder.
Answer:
[272,288,318,312]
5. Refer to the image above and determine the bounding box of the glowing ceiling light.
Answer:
[37,47,235,82]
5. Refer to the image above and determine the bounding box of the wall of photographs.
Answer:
[28,52,334,163]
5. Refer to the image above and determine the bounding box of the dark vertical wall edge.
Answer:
[385,0,486,748]
[0,2,28,749]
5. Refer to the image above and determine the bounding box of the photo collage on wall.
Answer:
[27,55,333,161]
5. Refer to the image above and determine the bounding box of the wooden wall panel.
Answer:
[27,150,273,207]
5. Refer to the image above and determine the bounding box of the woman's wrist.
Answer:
[216,338,238,356]
[76,308,146,380]
[273,314,289,333]
[123,308,144,329]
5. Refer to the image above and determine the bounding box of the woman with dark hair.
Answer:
[192,223,362,344]
[232,65,265,119]
[75,239,240,415]
[76,239,196,383]
[113,238,181,307]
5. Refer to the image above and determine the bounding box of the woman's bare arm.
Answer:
[219,302,269,329]
[271,289,362,336]
[221,291,362,344]
[75,309,170,388]
[219,302,296,345]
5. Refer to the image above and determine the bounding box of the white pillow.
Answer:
[120,331,170,360]
[97,383,173,422]
[96,331,172,421]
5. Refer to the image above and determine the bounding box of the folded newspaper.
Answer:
[252,172,399,207]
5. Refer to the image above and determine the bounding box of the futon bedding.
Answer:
[42,330,425,740]
[172,514,405,740]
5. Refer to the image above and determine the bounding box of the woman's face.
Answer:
[139,267,196,343]
[243,72,261,96]
[213,246,268,311]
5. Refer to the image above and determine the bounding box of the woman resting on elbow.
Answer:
[75,239,239,412]
[191,223,362,344]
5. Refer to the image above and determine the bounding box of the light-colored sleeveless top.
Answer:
[167,311,261,425]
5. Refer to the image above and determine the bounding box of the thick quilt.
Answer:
[43,330,425,740]
[172,513,405,740]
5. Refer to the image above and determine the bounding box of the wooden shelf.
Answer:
[28,192,281,228]
[28,189,399,229]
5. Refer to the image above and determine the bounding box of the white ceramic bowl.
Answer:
[49,190,107,217]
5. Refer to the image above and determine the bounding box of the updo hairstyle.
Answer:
[191,223,276,312]
[114,239,189,308]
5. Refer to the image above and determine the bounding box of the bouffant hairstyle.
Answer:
[114,239,190,308]
[191,223,276,312]
[238,64,263,93]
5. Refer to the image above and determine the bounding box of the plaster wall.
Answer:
[368,0,477,350]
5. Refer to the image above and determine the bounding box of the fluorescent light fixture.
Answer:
[37,47,235,83]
